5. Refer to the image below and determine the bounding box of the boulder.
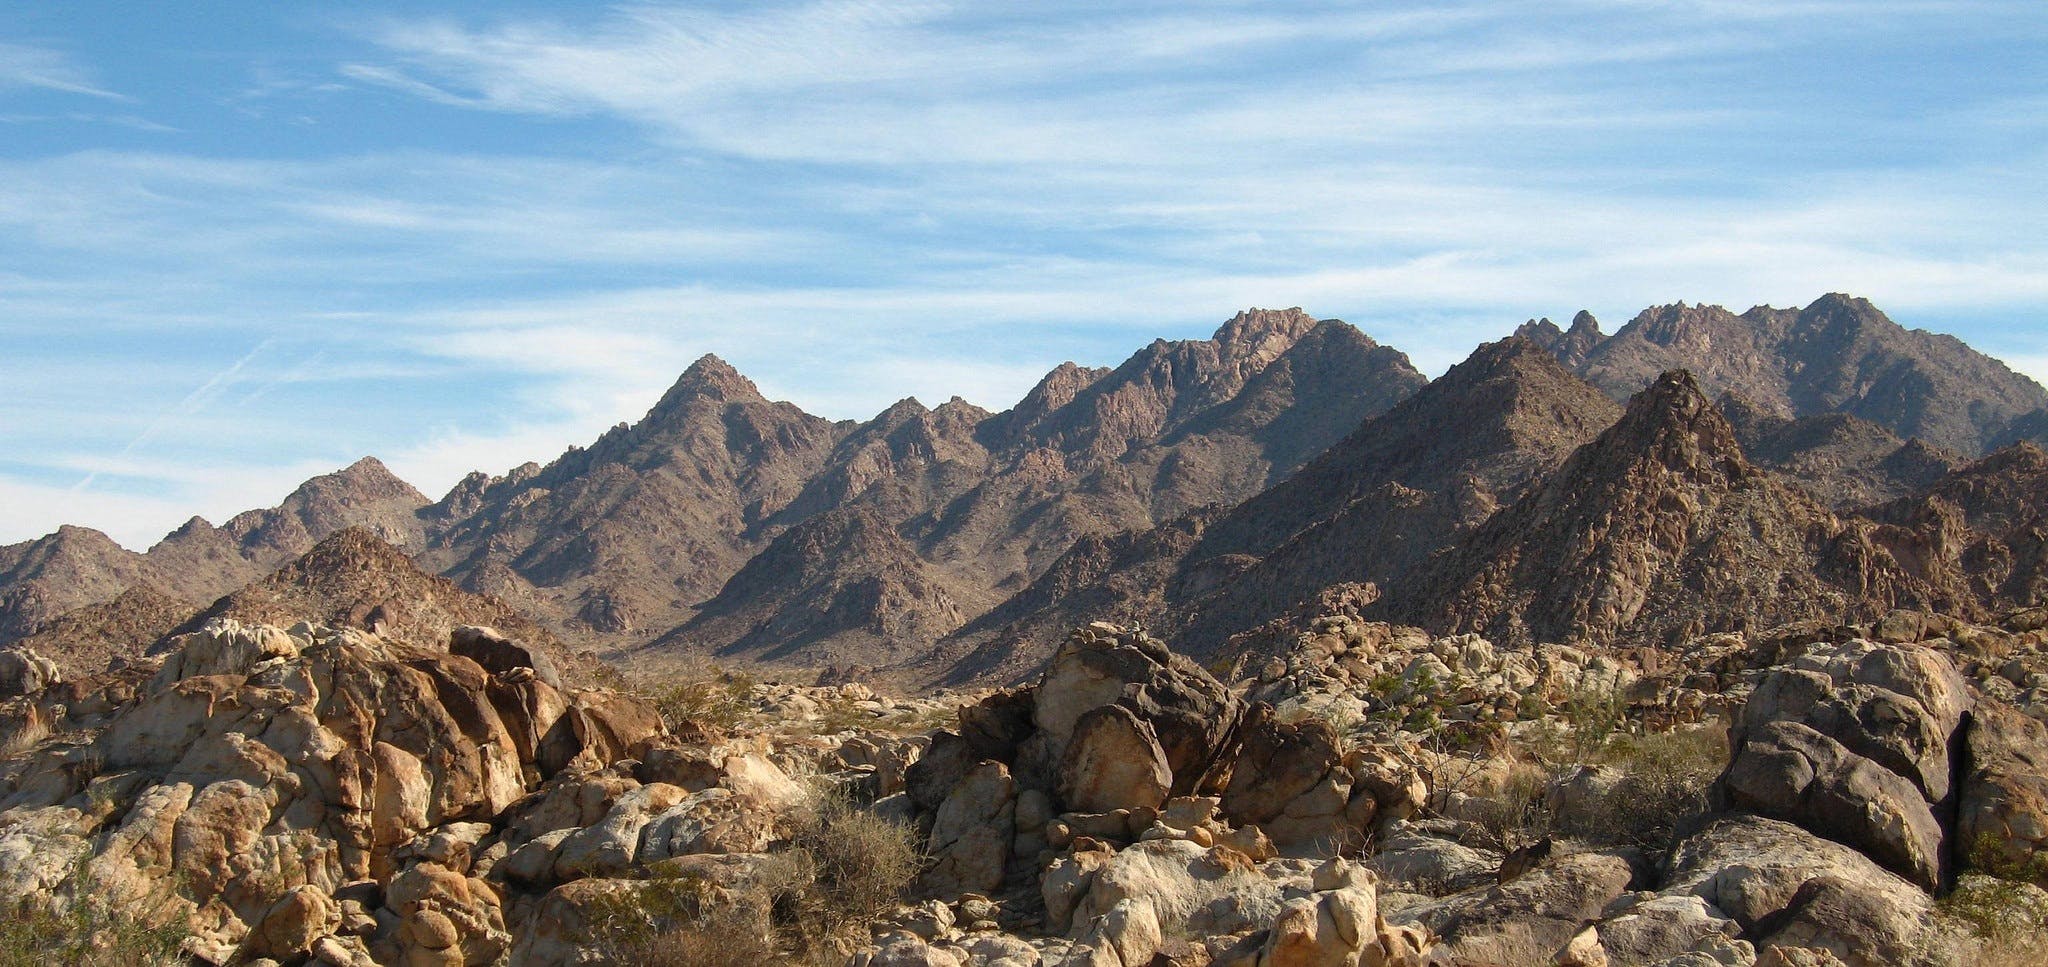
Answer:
[1060,705,1172,814]
[1387,850,1634,966]
[1956,701,2048,880]
[1716,720,1945,891]
[925,761,1017,899]
[1222,707,1354,850]
[449,625,562,690]
[0,646,59,699]
[1663,815,1936,966]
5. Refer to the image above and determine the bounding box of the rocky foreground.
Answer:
[4,604,2048,966]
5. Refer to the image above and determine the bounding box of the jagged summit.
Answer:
[1534,293,2048,456]
[1211,306,1324,350]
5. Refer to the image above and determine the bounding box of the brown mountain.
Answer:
[1858,443,2048,612]
[146,456,431,598]
[9,583,196,679]
[0,457,431,649]
[1521,294,2048,456]
[1717,391,1960,510]
[1379,370,1932,646]
[648,309,1428,670]
[171,526,574,667]
[416,355,848,642]
[932,336,1621,682]
[0,526,161,643]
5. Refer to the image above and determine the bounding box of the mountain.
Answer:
[171,526,576,669]
[643,309,1428,671]
[1716,391,1960,510]
[932,336,1621,682]
[0,457,431,649]
[1521,294,2048,456]
[1858,443,2048,611]
[1378,370,1931,646]
[416,355,848,642]
[8,583,196,678]
[0,526,161,643]
[17,295,2048,686]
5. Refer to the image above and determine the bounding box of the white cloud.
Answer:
[0,41,126,100]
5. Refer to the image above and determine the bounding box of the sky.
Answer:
[2,1,2045,548]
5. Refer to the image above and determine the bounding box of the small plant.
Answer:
[592,786,923,965]
[0,864,188,967]
[786,786,924,930]
[1552,725,1726,851]
[1935,874,2048,967]
[645,670,758,734]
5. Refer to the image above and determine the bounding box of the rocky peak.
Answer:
[1211,307,1322,355]
[161,516,218,543]
[979,361,1113,448]
[216,456,429,558]
[659,353,762,405]
[622,355,781,445]
[1598,370,1752,482]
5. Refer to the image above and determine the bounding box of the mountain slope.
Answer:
[0,457,432,648]
[0,526,160,643]
[173,526,574,667]
[1528,294,2048,456]
[416,355,849,642]
[1379,370,1929,646]
[932,337,1621,682]
[643,309,1427,672]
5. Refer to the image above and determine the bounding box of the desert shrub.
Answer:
[0,712,50,759]
[0,888,187,967]
[595,867,784,967]
[1934,874,2048,967]
[1554,726,1726,850]
[1461,761,1555,853]
[645,670,758,734]
[787,787,924,929]
[594,788,922,965]
[1965,831,2048,888]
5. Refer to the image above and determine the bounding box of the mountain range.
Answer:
[6,294,2048,686]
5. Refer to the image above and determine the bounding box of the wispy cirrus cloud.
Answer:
[0,41,126,100]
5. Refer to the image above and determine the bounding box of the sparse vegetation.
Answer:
[1935,874,2048,967]
[1555,725,1725,850]
[645,669,759,734]
[0,872,188,967]
[594,785,923,966]
[0,713,50,759]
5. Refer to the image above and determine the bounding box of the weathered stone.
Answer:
[1060,704,1172,814]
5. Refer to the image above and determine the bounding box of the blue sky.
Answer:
[2,1,2044,548]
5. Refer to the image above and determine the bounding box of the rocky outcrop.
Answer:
[1715,639,1971,890]
[0,617,667,963]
